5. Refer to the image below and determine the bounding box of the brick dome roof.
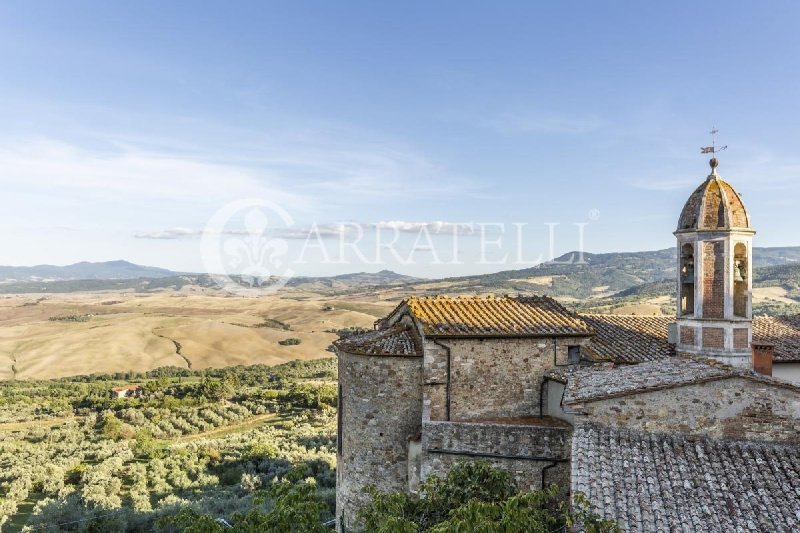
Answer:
[676,159,751,232]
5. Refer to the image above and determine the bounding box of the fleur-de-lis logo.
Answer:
[201,199,294,296]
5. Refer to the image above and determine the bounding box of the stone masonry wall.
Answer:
[421,420,572,495]
[422,338,448,421]
[438,337,589,421]
[423,421,571,459]
[702,240,725,319]
[574,378,800,442]
[336,351,423,531]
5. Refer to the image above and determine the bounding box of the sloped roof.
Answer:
[334,325,422,357]
[581,314,674,363]
[676,161,751,232]
[753,315,800,362]
[392,295,593,338]
[572,424,800,532]
[553,357,798,404]
[111,384,141,392]
[550,358,720,403]
[580,314,800,363]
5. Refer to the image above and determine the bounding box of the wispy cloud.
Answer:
[0,127,489,216]
[373,221,477,235]
[134,220,482,240]
[134,228,206,239]
[0,138,308,208]
[135,224,355,240]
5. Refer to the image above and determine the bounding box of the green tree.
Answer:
[100,411,128,440]
[358,461,620,533]
[232,478,328,532]
[133,429,162,459]
[157,475,328,532]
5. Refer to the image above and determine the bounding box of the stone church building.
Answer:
[334,159,800,532]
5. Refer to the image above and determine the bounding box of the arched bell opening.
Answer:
[733,242,748,317]
[680,243,695,317]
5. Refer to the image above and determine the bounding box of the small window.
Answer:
[568,346,581,364]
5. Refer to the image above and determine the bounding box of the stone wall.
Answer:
[572,377,800,442]
[421,420,572,495]
[422,338,448,421]
[336,351,423,531]
[423,420,571,459]
[436,337,589,421]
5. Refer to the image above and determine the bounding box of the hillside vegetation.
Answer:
[0,360,337,532]
[573,262,800,316]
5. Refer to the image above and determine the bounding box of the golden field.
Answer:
[3,275,795,380]
[0,288,400,380]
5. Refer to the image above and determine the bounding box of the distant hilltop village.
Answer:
[334,158,800,532]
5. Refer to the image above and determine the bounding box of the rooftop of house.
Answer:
[547,356,800,405]
[334,325,422,357]
[580,314,674,363]
[579,314,800,363]
[338,294,800,362]
[572,424,800,532]
[385,295,593,338]
[111,384,141,392]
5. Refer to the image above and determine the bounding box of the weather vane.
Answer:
[701,128,727,155]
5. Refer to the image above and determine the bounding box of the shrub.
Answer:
[278,338,302,346]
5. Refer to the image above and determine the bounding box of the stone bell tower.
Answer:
[674,157,755,367]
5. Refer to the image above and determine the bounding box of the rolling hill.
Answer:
[0,260,178,282]
[1,247,799,301]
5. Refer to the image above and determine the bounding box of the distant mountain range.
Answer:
[1,247,799,299]
[0,260,178,282]
[0,261,420,294]
[409,246,800,300]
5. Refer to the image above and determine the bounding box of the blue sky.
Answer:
[1,1,799,277]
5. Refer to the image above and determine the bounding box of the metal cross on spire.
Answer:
[701,127,727,155]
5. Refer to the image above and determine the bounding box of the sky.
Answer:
[1,1,800,277]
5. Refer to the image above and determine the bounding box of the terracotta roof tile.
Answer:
[572,424,800,532]
[581,314,675,363]
[753,315,800,362]
[581,314,800,363]
[334,325,422,357]
[399,295,593,338]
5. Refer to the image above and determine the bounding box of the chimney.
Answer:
[752,343,774,376]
